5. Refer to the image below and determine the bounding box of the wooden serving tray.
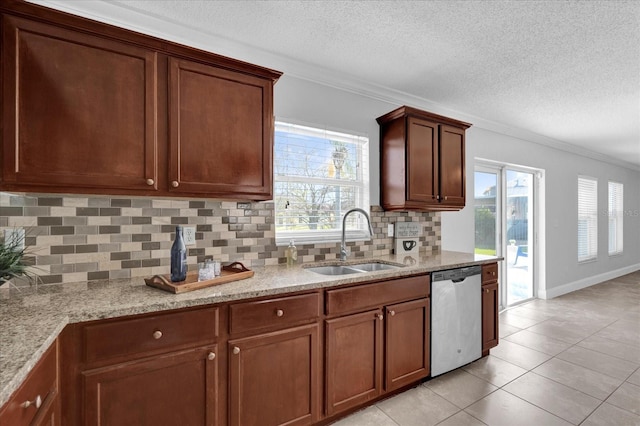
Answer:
[145,262,254,294]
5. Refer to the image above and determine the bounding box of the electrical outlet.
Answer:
[387,224,394,237]
[4,228,25,251]
[183,226,196,246]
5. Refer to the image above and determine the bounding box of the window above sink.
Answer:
[273,121,370,246]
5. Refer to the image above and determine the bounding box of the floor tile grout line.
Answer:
[496,385,583,425]
[552,345,640,383]
[599,381,640,418]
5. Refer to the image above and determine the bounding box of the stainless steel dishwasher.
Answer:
[431,265,482,377]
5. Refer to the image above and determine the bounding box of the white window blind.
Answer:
[608,181,623,255]
[578,176,598,262]
[273,121,370,246]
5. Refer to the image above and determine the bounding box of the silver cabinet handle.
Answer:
[208,352,216,361]
[22,395,42,409]
[153,330,163,340]
[389,310,396,316]
[146,178,155,186]
[276,309,284,317]
[171,181,179,188]
[377,313,384,321]
[233,346,240,355]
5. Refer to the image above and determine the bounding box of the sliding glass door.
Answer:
[505,169,534,305]
[475,164,537,308]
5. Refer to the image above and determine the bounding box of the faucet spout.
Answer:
[340,208,374,261]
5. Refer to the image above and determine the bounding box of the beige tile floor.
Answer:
[332,271,640,426]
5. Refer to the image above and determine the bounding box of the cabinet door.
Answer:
[31,392,60,426]
[168,57,273,199]
[406,117,439,204]
[482,283,499,353]
[439,125,465,208]
[82,346,218,426]
[0,342,58,426]
[1,16,158,192]
[325,309,383,416]
[385,298,430,391]
[228,324,319,426]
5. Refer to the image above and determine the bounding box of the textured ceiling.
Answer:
[34,0,640,169]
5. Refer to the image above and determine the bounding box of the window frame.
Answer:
[577,175,598,263]
[608,181,623,256]
[273,120,370,246]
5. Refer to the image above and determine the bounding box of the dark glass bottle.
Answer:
[170,226,187,282]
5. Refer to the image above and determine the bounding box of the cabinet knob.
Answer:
[389,310,396,316]
[152,330,163,340]
[208,352,216,361]
[21,395,42,409]
[233,346,240,355]
[171,181,179,188]
[443,196,448,201]
[377,313,384,321]
[146,178,155,186]
[493,272,496,276]
[276,309,284,317]
[485,288,490,293]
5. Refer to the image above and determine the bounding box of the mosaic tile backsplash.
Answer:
[0,193,441,286]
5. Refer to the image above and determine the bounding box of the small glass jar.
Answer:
[198,262,214,281]
[211,260,221,277]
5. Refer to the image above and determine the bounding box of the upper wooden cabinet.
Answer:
[377,106,471,211]
[1,15,159,193]
[0,1,281,200]
[168,58,273,198]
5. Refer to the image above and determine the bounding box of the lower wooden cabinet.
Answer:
[46,268,498,425]
[325,309,384,416]
[481,262,500,354]
[0,341,59,426]
[31,396,60,426]
[325,291,431,417]
[228,324,320,426]
[482,282,499,353]
[82,346,218,426]
[385,298,430,391]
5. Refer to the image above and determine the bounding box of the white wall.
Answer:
[275,75,640,298]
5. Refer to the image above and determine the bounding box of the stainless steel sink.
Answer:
[306,261,401,275]
[351,262,399,272]
[306,265,362,275]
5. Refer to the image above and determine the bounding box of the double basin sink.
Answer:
[305,261,402,276]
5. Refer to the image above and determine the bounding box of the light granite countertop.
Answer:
[0,250,500,407]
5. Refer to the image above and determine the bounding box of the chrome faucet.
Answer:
[340,208,374,261]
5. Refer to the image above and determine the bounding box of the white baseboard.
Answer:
[539,263,640,299]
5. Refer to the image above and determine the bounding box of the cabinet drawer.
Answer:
[325,275,429,316]
[229,293,320,334]
[83,307,218,363]
[482,263,498,284]
[0,341,57,426]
